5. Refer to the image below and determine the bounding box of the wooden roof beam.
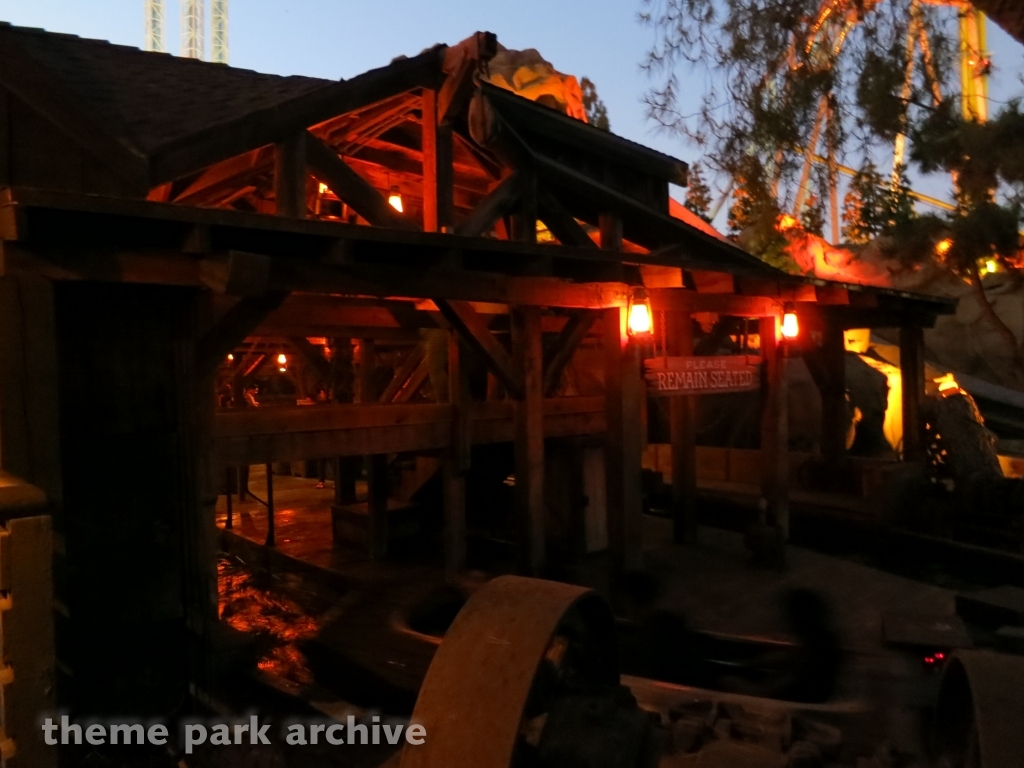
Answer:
[150,45,447,184]
[454,173,522,237]
[305,131,414,230]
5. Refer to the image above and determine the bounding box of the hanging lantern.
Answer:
[781,305,799,340]
[388,186,404,213]
[627,288,654,341]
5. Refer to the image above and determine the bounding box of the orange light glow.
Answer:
[781,312,800,340]
[777,214,798,232]
[936,238,953,257]
[277,353,287,366]
[628,295,653,338]
[388,186,404,213]
[227,353,234,361]
[934,372,961,394]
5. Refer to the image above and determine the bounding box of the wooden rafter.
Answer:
[543,310,599,396]
[198,291,291,377]
[305,132,413,229]
[454,173,522,237]
[379,343,426,402]
[435,299,524,398]
[149,45,447,184]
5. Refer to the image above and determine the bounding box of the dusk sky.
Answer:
[2,0,1022,214]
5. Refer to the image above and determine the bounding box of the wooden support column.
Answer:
[510,170,538,244]
[422,90,454,233]
[265,462,275,547]
[820,321,847,465]
[668,311,697,544]
[360,338,388,558]
[332,337,358,505]
[50,283,207,715]
[274,132,307,218]
[443,331,468,576]
[604,306,644,572]
[760,316,790,539]
[512,305,545,575]
[900,325,925,461]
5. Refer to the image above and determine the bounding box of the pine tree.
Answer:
[580,77,610,131]
[801,194,826,237]
[684,163,713,222]
[842,162,888,243]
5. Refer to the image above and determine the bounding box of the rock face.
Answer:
[787,231,1024,392]
[891,263,1024,391]
[484,45,587,122]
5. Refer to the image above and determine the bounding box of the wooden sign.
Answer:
[644,355,762,396]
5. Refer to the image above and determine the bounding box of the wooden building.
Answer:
[0,22,953,749]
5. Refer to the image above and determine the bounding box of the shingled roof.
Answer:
[0,22,328,154]
[0,22,447,188]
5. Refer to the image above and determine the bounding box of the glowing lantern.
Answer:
[781,309,799,340]
[388,186,404,213]
[627,289,653,340]
[935,238,953,257]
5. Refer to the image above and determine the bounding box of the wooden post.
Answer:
[46,283,206,714]
[444,330,468,576]
[760,316,790,539]
[512,305,545,575]
[225,468,234,529]
[421,90,454,233]
[274,132,307,218]
[332,337,358,504]
[511,170,538,244]
[900,325,925,461]
[265,462,275,547]
[360,338,388,558]
[820,320,847,465]
[668,311,697,544]
[604,306,645,572]
[366,454,389,559]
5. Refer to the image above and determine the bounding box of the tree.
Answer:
[684,163,714,222]
[728,155,795,270]
[638,0,1024,383]
[581,77,610,131]
[841,161,914,243]
[637,0,956,252]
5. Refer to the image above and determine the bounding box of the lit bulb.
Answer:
[628,302,652,336]
[318,182,328,194]
[985,259,997,274]
[935,238,952,256]
[781,312,799,340]
[388,186,403,213]
[277,353,287,365]
[227,353,234,361]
